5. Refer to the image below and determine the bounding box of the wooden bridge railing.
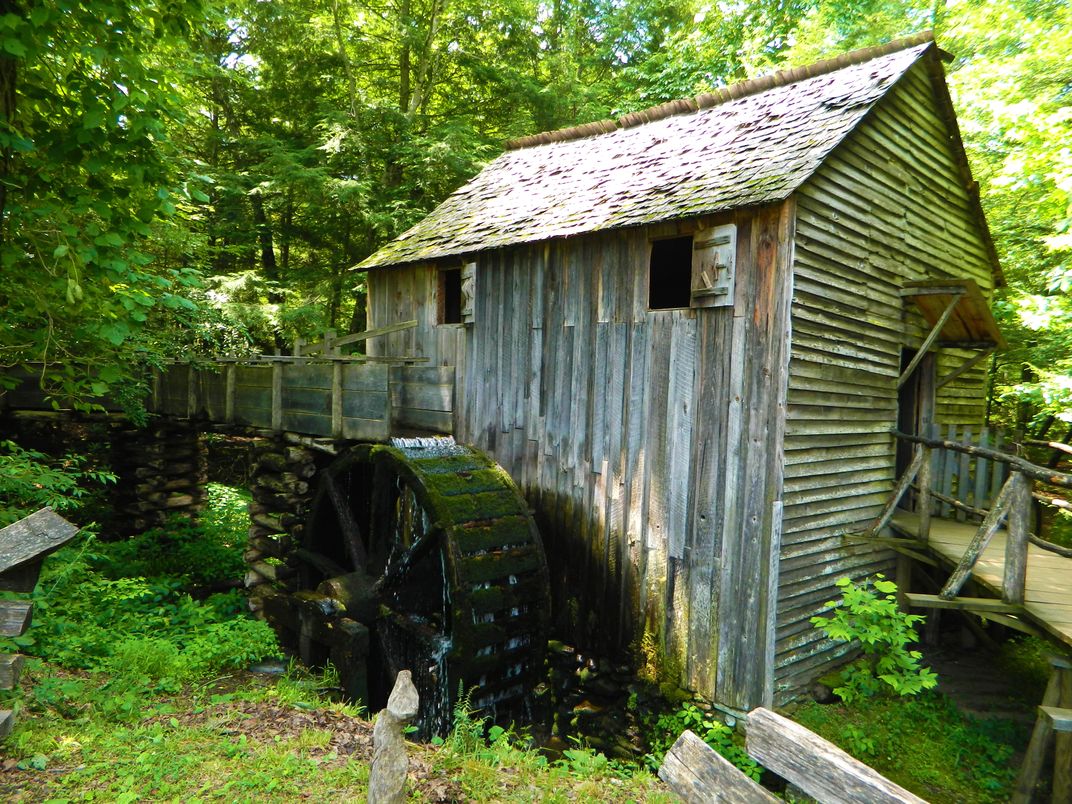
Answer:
[2,322,455,439]
[150,359,454,439]
[867,428,1072,607]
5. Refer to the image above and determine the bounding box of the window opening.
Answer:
[440,268,463,324]
[648,236,693,310]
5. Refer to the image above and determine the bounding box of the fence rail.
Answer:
[867,428,1072,607]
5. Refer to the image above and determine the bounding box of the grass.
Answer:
[0,481,672,802]
[0,660,673,802]
[793,691,1026,803]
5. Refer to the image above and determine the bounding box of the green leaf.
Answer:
[99,323,129,346]
[2,37,26,57]
[53,244,69,258]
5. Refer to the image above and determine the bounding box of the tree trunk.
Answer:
[330,0,361,122]
[251,190,285,350]
[0,9,16,248]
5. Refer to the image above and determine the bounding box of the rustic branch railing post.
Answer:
[940,473,1016,600]
[917,443,933,544]
[1002,471,1031,606]
[868,445,925,536]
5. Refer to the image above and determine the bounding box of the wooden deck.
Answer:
[891,510,1072,650]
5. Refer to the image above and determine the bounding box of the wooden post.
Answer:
[225,364,236,424]
[1056,656,1072,804]
[917,444,933,543]
[331,362,343,439]
[271,361,283,432]
[186,364,198,418]
[1003,471,1031,606]
[1012,657,1072,804]
[150,366,162,412]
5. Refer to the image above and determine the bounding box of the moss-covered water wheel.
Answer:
[293,439,550,738]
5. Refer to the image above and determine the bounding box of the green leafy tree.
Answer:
[811,575,938,702]
[0,1,213,409]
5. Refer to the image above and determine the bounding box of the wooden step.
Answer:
[0,710,13,739]
[0,654,24,690]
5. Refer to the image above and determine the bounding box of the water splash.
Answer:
[389,435,467,459]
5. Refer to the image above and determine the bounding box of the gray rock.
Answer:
[368,670,419,804]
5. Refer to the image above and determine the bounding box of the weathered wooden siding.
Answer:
[365,263,464,368]
[366,203,794,709]
[775,60,996,700]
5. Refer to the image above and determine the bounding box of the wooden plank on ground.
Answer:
[0,509,79,576]
[0,654,25,690]
[746,708,927,804]
[659,730,778,803]
[0,602,33,637]
[0,710,12,739]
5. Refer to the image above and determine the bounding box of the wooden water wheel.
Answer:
[277,440,550,737]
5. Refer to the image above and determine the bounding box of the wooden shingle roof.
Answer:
[359,35,937,270]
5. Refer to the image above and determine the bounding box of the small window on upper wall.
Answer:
[648,236,693,310]
[439,267,463,324]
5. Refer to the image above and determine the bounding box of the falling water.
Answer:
[389,435,467,458]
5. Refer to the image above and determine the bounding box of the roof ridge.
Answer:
[504,30,936,151]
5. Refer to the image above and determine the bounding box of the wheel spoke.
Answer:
[326,471,367,567]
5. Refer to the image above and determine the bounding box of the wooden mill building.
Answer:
[356,33,1004,712]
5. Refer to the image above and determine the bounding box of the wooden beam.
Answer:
[0,710,12,739]
[1041,706,1072,733]
[900,285,971,297]
[843,535,937,566]
[659,729,779,803]
[936,347,994,391]
[331,319,419,349]
[903,592,1022,614]
[898,293,962,388]
[745,708,926,804]
[0,508,79,576]
[973,611,1045,638]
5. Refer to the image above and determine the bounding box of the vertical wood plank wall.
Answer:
[775,61,996,701]
[366,203,794,709]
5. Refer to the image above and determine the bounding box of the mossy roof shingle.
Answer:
[359,39,933,269]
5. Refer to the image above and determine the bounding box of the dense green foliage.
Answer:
[0,483,278,683]
[1,0,1068,432]
[640,700,759,780]
[0,438,115,526]
[810,575,938,702]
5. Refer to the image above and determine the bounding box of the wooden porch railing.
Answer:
[866,428,1072,607]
